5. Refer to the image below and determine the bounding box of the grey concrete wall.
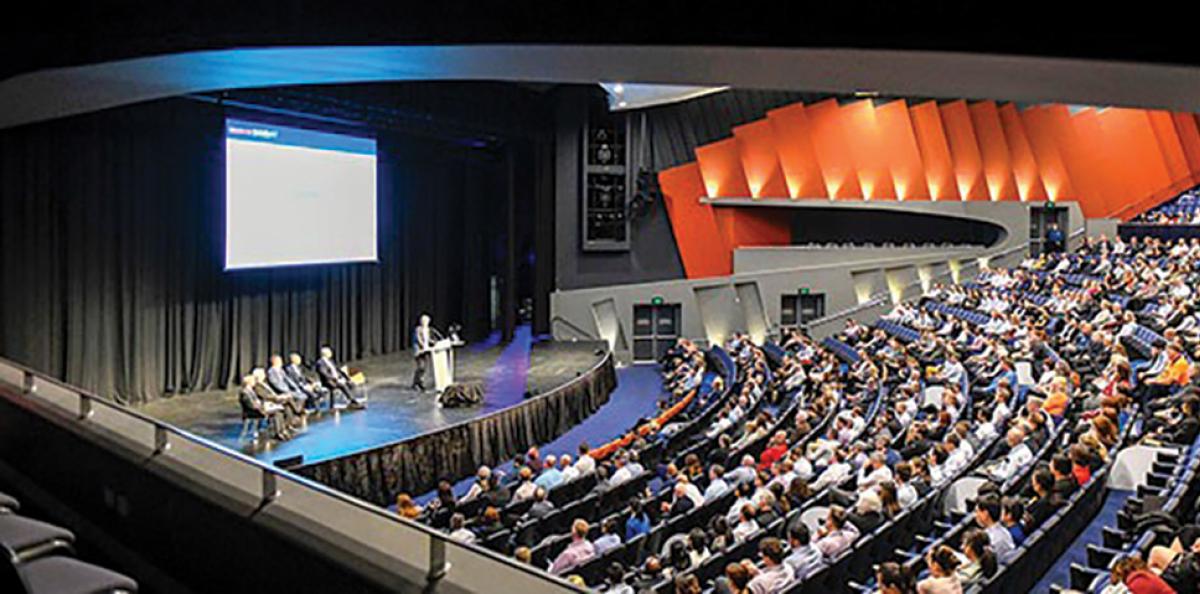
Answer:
[1086,217,1122,239]
[552,87,686,291]
[551,200,1080,360]
[734,244,983,273]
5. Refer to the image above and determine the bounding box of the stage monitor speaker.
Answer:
[440,382,485,408]
[274,454,304,469]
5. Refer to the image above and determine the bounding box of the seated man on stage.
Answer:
[267,354,317,410]
[284,352,332,409]
[316,346,366,409]
[252,367,306,420]
[239,374,291,440]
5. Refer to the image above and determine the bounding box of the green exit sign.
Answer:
[651,296,665,305]
[799,287,810,295]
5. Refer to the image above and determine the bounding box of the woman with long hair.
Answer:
[918,545,963,594]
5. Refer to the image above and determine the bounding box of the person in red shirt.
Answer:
[1069,443,1093,486]
[758,431,789,471]
[1112,555,1177,594]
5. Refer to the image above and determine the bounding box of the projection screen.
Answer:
[225,118,378,270]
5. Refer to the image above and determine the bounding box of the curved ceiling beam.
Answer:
[4,45,1200,129]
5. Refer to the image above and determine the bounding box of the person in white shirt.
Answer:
[894,462,919,509]
[856,452,893,493]
[461,466,491,502]
[559,454,580,483]
[574,443,595,475]
[731,504,760,543]
[988,428,1033,482]
[811,450,852,491]
[448,513,476,544]
[609,455,636,485]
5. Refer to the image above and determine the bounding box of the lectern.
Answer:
[429,338,463,393]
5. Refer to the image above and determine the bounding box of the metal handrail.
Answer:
[799,240,1030,333]
[549,315,599,340]
[0,356,585,593]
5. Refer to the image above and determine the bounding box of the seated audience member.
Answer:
[550,519,596,575]
[740,537,792,593]
[686,529,711,566]
[876,561,917,594]
[815,506,860,559]
[448,513,475,544]
[731,505,759,543]
[1049,454,1079,499]
[534,455,564,491]
[717,562,751,594]
[1148,524,1200,594]
[1000,497,1026,547]
[591,517,622,555]
[513,466,538,502]
[918,545,963,594]
[395,493,422,519]
[1024,468,1063,532]
[784,521,824,580]
[315,346,366,408]
[625,500,652,541]
[957,529,998,586]
[847,490,885,534]
[525,487,555,520]
[1111,554,1178,594]
[986,428,1032,482]
[973,494,1014,559]
[461,466,491,502]
[239,374,291,440]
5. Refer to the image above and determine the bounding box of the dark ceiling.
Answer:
[0,2,1191,82]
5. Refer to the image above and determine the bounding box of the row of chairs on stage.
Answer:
[238,347,367,442]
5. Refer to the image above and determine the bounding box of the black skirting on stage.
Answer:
[295,352,617,506]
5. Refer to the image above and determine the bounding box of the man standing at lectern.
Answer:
[411,313,435,391]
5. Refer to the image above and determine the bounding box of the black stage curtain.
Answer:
[297,353,617,506]
[0,99,501,404]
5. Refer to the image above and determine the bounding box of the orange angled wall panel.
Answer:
[968,100,1019,201]
[695,137,751,199]
[732,119,788,199]
[1171,112,1200,178]
[1098,108,1176,218]
[1046,105,1107,216]
[767,103,828,199]
[939,100,987,201]
[840,100,896,200]
[875,99,930,200]
[1148,110,1191,190]
[909,101,959,201]
[1021,106,1076,202]
[997,103,1047,201]
[659,163,730,278]
[805,99,863,199]
[1072,108,1123,217]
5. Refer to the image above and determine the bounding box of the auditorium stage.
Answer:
[138,326,608,465]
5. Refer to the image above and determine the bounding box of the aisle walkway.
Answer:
[416,363,667,503]
[1033,488,1133,591]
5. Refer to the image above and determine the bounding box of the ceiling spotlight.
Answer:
[613,83,625,94]
[854,89,880,98]
[618,101,628,108]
